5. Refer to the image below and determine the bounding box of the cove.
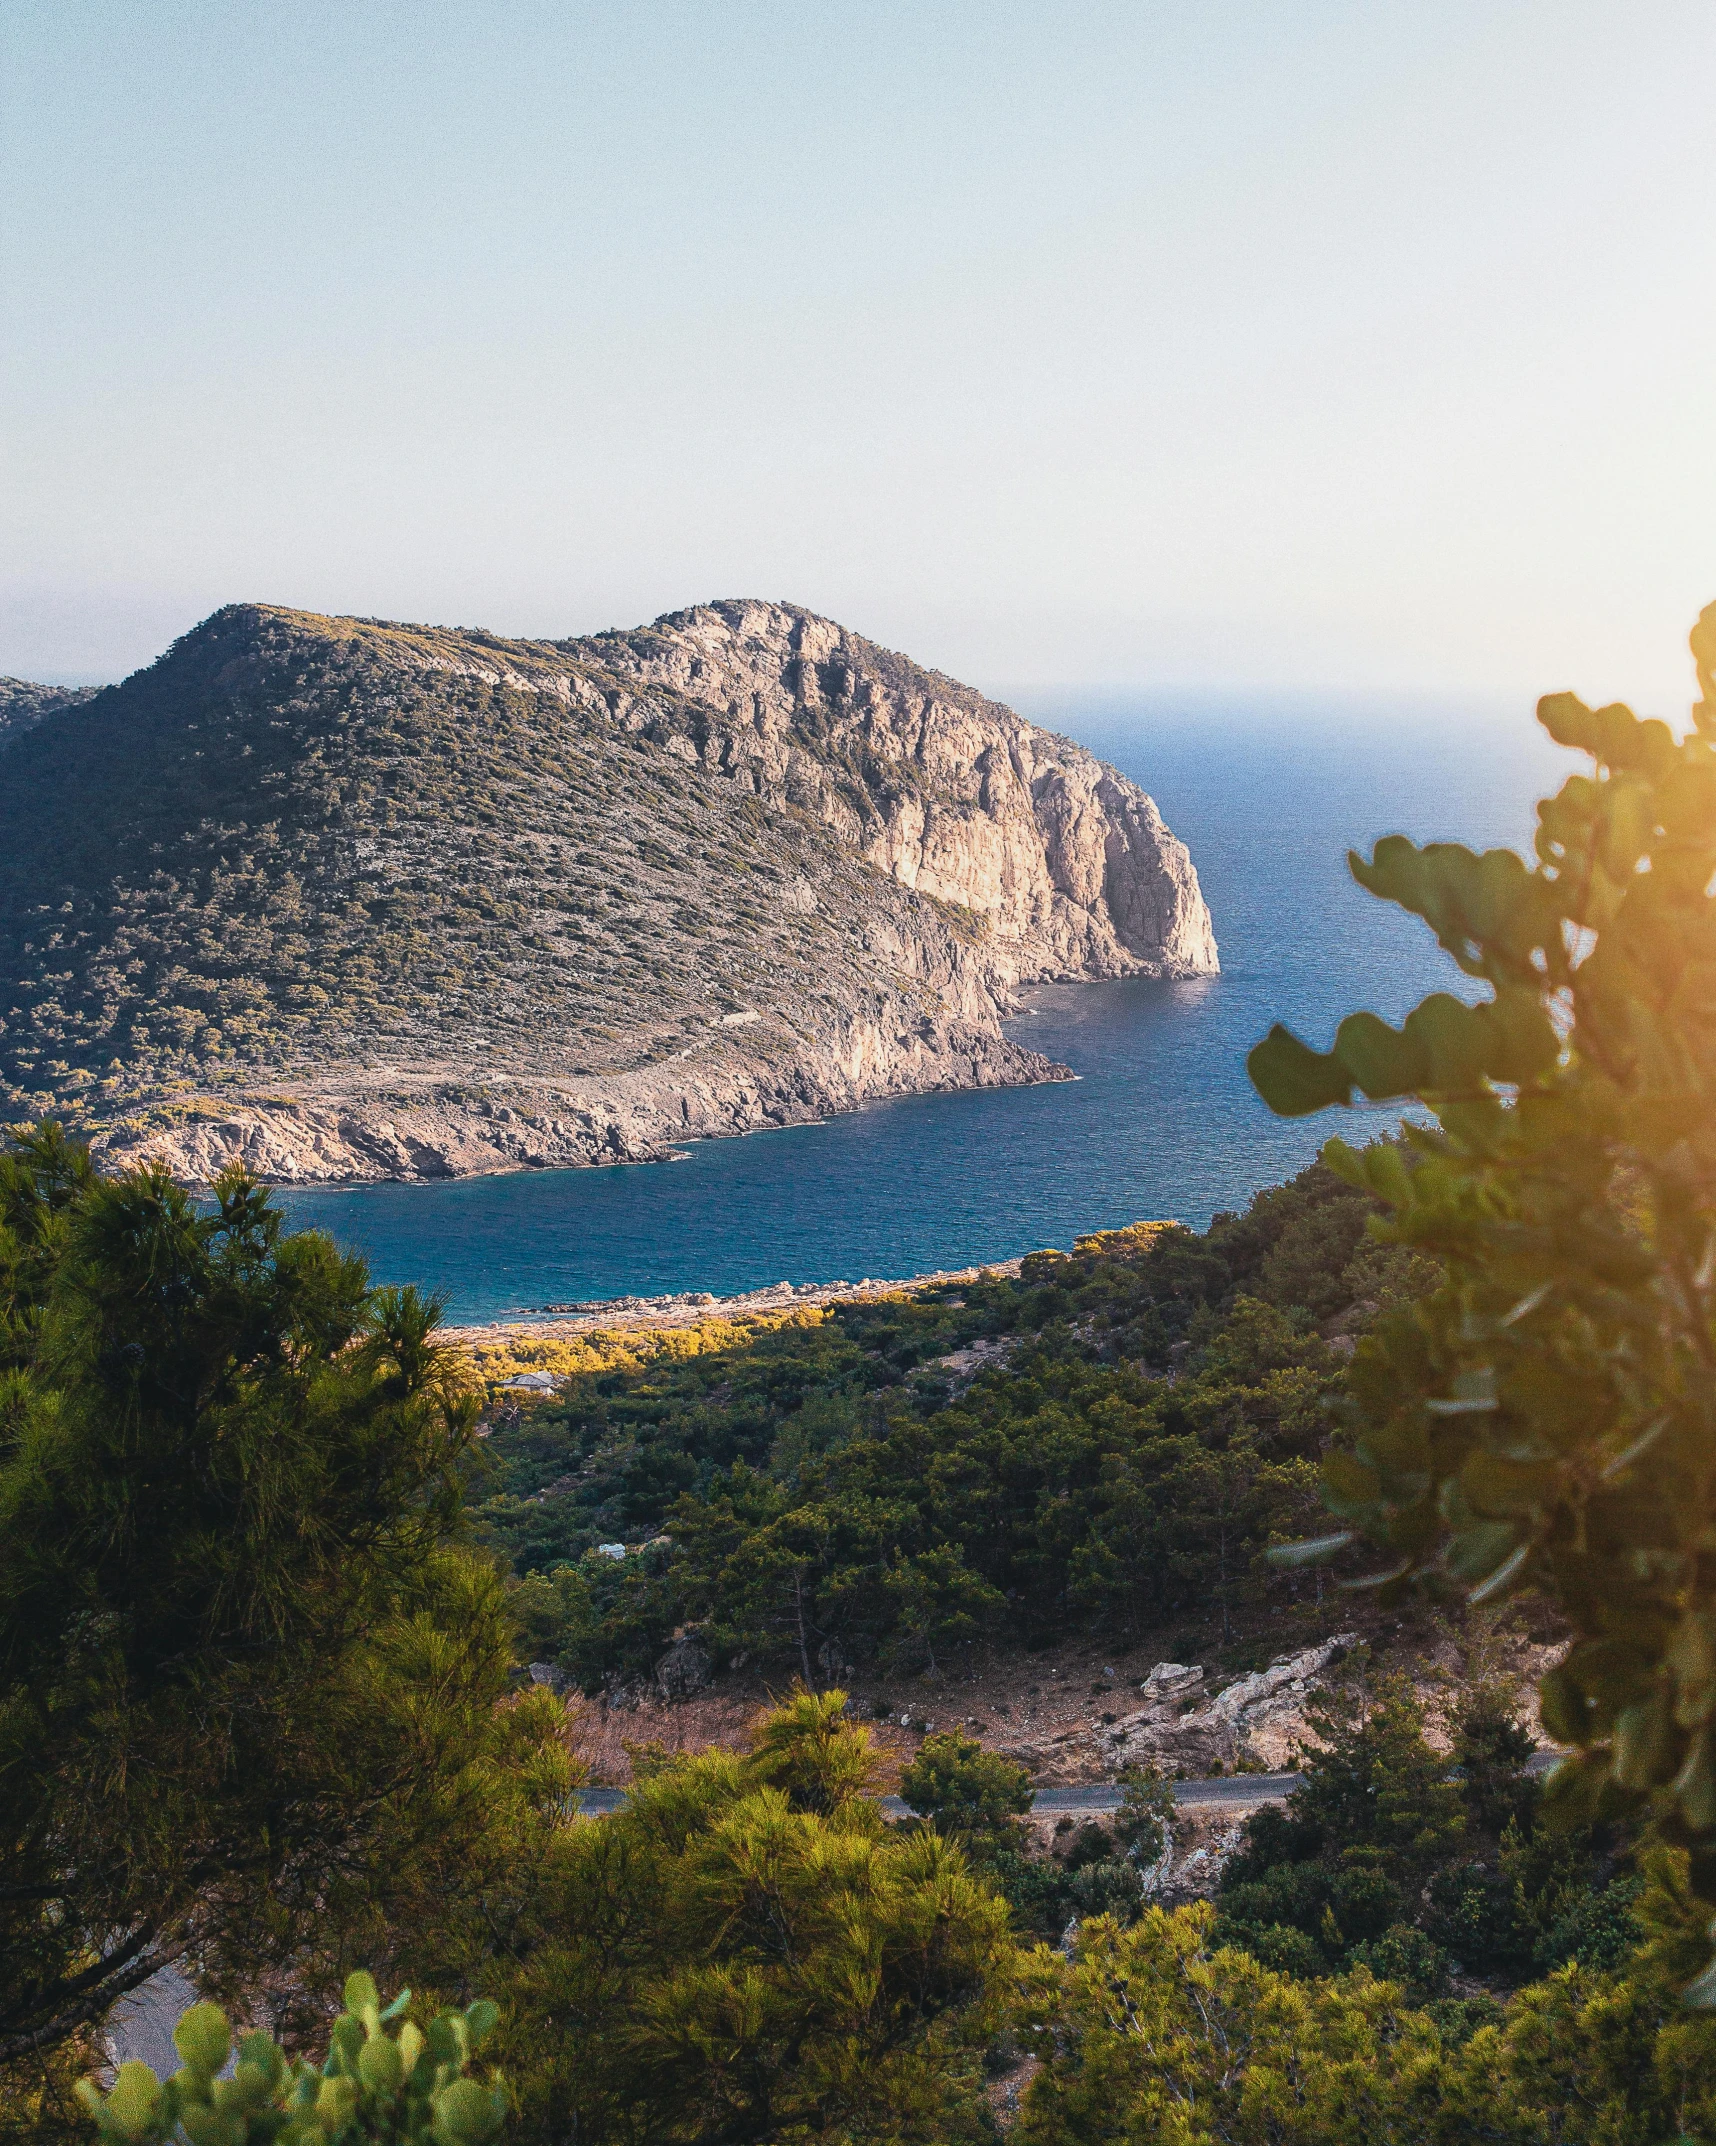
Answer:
[278,693,1570,1323]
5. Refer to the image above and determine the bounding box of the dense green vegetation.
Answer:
[935,1664,1716,2146]
[858,1654,1716,2144]
[0,1131,1018,2143]
[7,1118,1716,2145]
[900,1730,1177,1944]
[1019,1875,1716,2146]
[489,1160,1437,1696]
[0,677,96,750]
[84,1695,1013,2146]
[0,1125,567,2118]
[462,1689,1014,2146]
[68,1645,1716,2146]
[1211,1667,1636,2000]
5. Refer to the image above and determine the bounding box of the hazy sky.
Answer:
[5,2,1715,712]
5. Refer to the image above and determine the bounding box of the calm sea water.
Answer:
[279,694,1571,1322]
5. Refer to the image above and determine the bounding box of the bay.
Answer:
[279,694,1571,1322]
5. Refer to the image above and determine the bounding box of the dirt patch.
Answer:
[558,1611,1566,1790]
[565,1676,928,1788]
[984,2055,1040,2132]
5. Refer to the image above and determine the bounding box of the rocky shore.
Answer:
[439,1254,1026,1350]
[89,1010,1069,1187]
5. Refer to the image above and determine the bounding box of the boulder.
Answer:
[1103,1707,1235,1777]
[1100,1634,1358,1773]
[1209,1635,1356,1723]
[654,1632,713,1702]
[1141,1661,1205,1696]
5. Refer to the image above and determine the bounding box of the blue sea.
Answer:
[279,694,1570,1323]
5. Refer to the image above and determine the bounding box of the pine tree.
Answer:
[0,1129,563,2084]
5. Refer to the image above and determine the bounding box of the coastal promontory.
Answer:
[0,599,1217,1182]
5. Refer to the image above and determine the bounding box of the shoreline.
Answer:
[438,1255,1028,1348]
[82,1031,1076,1191]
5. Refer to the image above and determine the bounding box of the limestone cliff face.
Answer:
[2,599,1217,1186]
[574,601,1218,986]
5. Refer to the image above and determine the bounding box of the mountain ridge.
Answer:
[0,674,99,748]
[0,598,1216,1183]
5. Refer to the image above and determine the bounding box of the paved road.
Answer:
[574,1754,1560,1819]
[105,1963,198,2078]
[573,1771,1303,1819]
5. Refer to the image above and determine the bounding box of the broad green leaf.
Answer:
[1246,1026,1355,1116]
[1333,1008,1427,1101]
[174,2001,231,2079]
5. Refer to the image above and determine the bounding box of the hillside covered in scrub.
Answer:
[0,677,95,748]
[0,598,1214,1183]
[477,1151,1444,1727]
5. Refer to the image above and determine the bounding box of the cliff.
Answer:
[575,601,1217,981]
[0,599,1216,1183]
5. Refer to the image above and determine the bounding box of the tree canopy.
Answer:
[479,1161,1424,1699]
[444,1689,1015,2146]
[0,1127,563,2078]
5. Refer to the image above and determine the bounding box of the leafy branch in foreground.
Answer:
[78,1973,505,2145]
[1248,600,1716,1974]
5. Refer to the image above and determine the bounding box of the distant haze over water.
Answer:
[279,697,1572,1322]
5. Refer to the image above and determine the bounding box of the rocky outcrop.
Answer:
[4,600,1216,1184]
[596,1632,716,1712]
[88,1001,1064,1184]
[1104,1638,1358,1774]
[653,1633,714,1703]
[1003,1637,1359,1783]
[1138,1804,1272,1908]
[577,601,1218,985]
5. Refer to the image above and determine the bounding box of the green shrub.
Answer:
[899,1730,1033,1840]
[1344,1922,1450,2000]
[1068,1858,1147,1926]
[77,1975,505,2145]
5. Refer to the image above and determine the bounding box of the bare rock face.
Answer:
[654,1633,714,1703]
[581,600,1218,986]
[2,599,1216,1184]
[1003,1637,1358,1784]
[1101,1637,1360,1774]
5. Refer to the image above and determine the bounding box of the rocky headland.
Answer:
[0,599,1216,1183]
